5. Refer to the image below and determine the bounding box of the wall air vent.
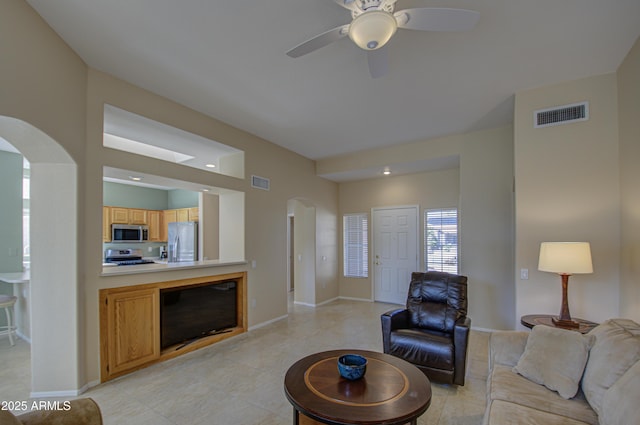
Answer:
[251,175,270,191]
[534,102,589,128]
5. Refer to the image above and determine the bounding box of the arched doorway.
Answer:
[0,116,81,396]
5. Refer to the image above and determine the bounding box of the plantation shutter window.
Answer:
[343,214,368,278]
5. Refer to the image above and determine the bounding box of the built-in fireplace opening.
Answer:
[160,280,238,350]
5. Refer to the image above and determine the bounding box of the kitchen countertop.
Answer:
[101,258,247,276]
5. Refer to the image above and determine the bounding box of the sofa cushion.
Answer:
[390,328,454,370]
[599,359,640,425]
[0,409,22,425]
[513,325,594,399]
[581,318,640,416]
[488,365,598,425]
[484,400,592,425]
[488,330,529,369]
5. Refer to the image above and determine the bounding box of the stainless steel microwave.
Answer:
[111,224,149,243]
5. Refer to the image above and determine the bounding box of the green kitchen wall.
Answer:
[103,181,198,210]
[0,150,23,330]
[0,150,23,273]
[167,189,199,209]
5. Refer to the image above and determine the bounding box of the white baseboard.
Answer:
[17,330,31,344]
[315,296,339,306]
[0,329,31,344]
[30,389,82,398]
[29,380,99,399]
[248,314,288,331]
[338,296,374,303]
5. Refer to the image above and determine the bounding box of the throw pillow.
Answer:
[580,319,640,416]
[600,360,640,425]
[513,325,594,399]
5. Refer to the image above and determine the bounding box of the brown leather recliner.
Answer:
[381,271,471,385]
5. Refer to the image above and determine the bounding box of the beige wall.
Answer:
[514,73,621,325]
[618,36,640,322]
[333,126,515,330]
[0,0,87,395]
[1,0,338,393]
[339,168,460,300]
[84,70,339,384]
[200,193,220,260]
[459,127,515,330]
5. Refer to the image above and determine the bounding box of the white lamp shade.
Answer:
[348,11,397,50]
[538,242,593,274]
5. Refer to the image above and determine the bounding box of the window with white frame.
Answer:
[425,208,458,273]
[22,159,30,269]
[343,213,368,278]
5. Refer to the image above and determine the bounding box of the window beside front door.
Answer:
[425,208,458,273]
[343,213,368,278]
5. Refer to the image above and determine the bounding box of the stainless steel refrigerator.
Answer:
[167,221,198,262]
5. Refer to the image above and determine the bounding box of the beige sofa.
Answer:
[483,319,640,425]
[0,398,102,425]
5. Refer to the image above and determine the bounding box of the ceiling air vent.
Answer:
[534,102,588,128]
[251,175,270,191]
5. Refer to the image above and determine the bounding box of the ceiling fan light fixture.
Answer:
[348,10,397,51]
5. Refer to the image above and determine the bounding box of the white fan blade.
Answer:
[333,0,358,12]
[286,25,349,58]
[367,46,389,79]
[395,8,480,32]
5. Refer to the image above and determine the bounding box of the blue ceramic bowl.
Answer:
[338,354,367,380]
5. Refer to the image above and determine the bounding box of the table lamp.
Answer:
[538,242,593,329]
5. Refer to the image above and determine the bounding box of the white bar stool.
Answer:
[0,294,17,346]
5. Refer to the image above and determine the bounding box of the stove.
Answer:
[105,248,155,266]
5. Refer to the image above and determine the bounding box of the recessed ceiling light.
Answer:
[202,188,210,192]
[205,164,216,168]
[383,170,391,175]
[129,176,142,181]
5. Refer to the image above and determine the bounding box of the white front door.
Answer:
[372,206,419,305]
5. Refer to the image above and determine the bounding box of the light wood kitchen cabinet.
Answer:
[163,209,177,224]
[147,210,162,242]
[103,206,112,242]
[103,207,198,243]
[129,209,148,225]
[188,207,199,221]
[100,288,160,380]
[110,207,130,224]
[106,207,149,226]
[176,208,189,222]
[161,210,176,242]
[162,208,198,240]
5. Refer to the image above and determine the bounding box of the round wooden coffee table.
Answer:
[284,349,431,425]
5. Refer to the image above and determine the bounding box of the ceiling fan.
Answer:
[286,0,480,78]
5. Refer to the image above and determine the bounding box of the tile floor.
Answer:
[0,298,489,424]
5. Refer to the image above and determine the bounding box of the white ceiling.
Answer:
[24,0,640,166]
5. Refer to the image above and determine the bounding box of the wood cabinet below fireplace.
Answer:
[99,272,246,382]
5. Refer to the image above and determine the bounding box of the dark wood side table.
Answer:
[284,349,432,425]
[521,314,598,334]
